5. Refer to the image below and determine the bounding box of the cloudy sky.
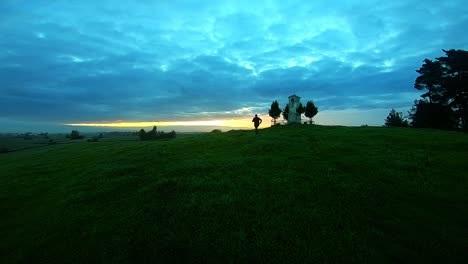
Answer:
[1,0,467,132]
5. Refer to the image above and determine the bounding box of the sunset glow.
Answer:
[65,118,262,129]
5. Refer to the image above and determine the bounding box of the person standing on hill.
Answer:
[252,114,262,134]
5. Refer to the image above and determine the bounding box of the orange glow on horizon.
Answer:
[64,117,270,129]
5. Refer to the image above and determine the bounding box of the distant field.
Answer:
[0,134,66,151]
[0,132,201,152]
[1,125,467,263]
[0,133,137,152]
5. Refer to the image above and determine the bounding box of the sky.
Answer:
[1,0,468,132]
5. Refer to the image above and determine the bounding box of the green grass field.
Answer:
[1,125,467,263]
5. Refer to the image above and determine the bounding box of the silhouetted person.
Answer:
[252,114,262,134]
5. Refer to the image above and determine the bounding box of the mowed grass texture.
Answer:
[1,125,467,263]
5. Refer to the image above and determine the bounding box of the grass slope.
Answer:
[1,125,467,263]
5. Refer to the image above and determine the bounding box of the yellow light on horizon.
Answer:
[64,118,260,128]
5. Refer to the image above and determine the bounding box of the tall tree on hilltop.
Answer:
[304,101,318,124]
[282,104,289,122]
[269,100,282,125]
[437,49,468,129]
[411,49,468,130]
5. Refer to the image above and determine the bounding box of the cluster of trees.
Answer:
[385,49,468,130]
[269,100,318,124]
[385,109,409,127]
[139,126,176,141]
[19,132,49,140]
[66,130,85,140]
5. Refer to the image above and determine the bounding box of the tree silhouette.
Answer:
[437,49,468,130]
[296,103,305,115]
[409,100,457,130]
[415,59,445,104]
[412,49,468,130]
[139,129,146,140]
[148,126,157,139]
[139,126,176,141]
[385,109,408,127]
[269,100,282,125]
[282,104,289,121]
[304,101,318,124]
[69,130,84,140]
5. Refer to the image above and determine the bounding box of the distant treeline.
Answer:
[139,126,176,141]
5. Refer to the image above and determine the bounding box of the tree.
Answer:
[415,59,445,103]
[69,130,84,140]
[148,126,157,139]
[139,129,147,141]
[269,100,282,125]
[437,49,468,130]
[282,104,289,121]
[385,109,408,127]
[412,49,468,130]
[409,100,457,130]
[139,127,176,141]
[304,101,318,124]
[296,103,305,115]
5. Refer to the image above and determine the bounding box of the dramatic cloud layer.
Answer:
[1,0,467,131]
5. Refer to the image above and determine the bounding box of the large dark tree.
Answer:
[304,101,318,124]
[437,49,468,129]
[412,49,468,130]
[409,100,457,130]
[282,104,289,121]
[269,100,282,125]
[415,59,445,103]
[385,109,408,127]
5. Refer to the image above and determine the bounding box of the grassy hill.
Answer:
[1,125,467,263]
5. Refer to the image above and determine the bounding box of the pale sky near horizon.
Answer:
[1,0,468,132]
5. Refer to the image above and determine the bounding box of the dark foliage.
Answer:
[0,147,8,153]
[296,103,305,115]
[413,49,468,130]
[269,100,282,125]
[139,129,146,140]
[409,100,457,130]
[304,101,318,124]
[210,129,222,133]
[139,126,176,141]
[282,104,289,121]
[415,59,445,103]
[69,130,84,140]
[385,109,408,127]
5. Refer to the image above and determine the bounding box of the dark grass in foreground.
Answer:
[1,125,467,263]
